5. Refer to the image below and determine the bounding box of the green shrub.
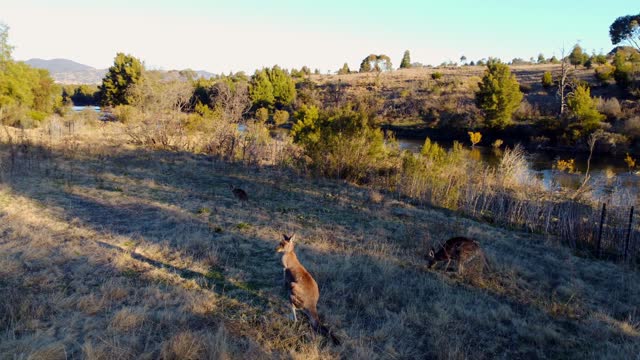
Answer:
[273,109,290,126]
[567,84,605,135]
[112,105,141,124]
[255,107,269,123]
[431,72,443,80]
[541,71,553,88]
[27,110,47,122]
[291,105,388,182]
[595,64,615,83]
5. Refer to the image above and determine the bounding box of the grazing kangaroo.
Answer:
[276,234,340,345]
[427,236,483,274]
[229,184,248,202]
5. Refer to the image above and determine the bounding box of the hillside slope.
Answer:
[0,123,639,359]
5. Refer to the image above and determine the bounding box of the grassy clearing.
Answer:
[1,124,639,359]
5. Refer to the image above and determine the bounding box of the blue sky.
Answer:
[2,0,637,73]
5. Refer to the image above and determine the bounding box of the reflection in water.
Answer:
[72,106,101,112]
[397,137,640,196]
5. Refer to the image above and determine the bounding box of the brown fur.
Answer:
[427,236,483,273]
[276,234,340,345]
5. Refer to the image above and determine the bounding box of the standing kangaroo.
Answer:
[276,234,340,345]
[427,236,483,274]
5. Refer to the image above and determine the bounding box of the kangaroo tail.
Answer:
[316,323,342,345]
[309,311,341,345]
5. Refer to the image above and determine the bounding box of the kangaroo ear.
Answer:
[282,234,290,241]
[289,234,296,242]
[428,248,435,257]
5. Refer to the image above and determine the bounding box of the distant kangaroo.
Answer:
[276,234,340,345]
[427,236,483,274]
[229,184,248,202]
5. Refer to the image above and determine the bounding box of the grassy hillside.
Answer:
[308,65,636,142]
[1,123,639,359]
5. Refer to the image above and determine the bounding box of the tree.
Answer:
[249,69,274,109]
[400,50,412,69]
[99,53,144,106]
[268,66,296,108]
[557,47,574,116]
[0,23,14,65]
[359,56,373,72]
[0,23,61,126]
[567,84,605,133]
[569,44,585,68]
[537,53,546,64]
[610,14,640,51]
[249,66,296,110]
[475,60,523,128]
[209,80,250,122]
[338,63,350,75]
[460,55,467,65]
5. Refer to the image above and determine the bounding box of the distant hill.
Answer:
[25,58,95,73]
[195,70,217,80]
[23,58,218,84]
[24,58,107,85]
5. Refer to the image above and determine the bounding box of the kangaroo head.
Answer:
[276,233,296,253]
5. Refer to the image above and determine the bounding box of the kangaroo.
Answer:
[229,184,248,202]
[276,234,340,345]
[427,236,483,274]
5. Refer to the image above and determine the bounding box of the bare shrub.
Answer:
[210,81,250,123]
[498,145,540,190]
[514,100,540,120]
[624,116,640,139]
[122,72,195,150]
[595,97,622,119]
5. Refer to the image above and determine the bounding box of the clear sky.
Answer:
[2,0,637,73]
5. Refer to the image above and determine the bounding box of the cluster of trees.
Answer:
[62,84,99,106]
[248,66,296,110]
[0,24,62,126]
[359,54,393,72]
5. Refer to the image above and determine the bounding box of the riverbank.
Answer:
[382,122,640,156]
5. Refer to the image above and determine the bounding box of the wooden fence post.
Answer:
[624,206,634,262]
[597,203,606,258]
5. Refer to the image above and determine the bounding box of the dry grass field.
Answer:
[312,64,597,88]
[308,64,629,130]
[1,123,640,359]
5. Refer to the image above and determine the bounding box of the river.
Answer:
[397,137,640,195]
